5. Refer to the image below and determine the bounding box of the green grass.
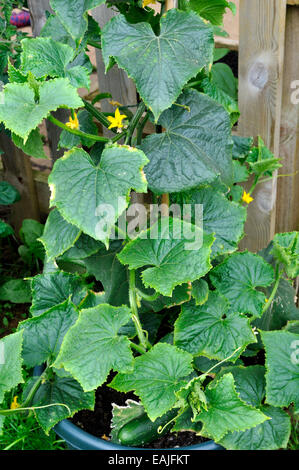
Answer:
[0,390,67,450]
[288,414,299,451]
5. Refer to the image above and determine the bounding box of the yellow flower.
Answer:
[242,190,254,205]
[142,0,156,7]
[10,396,20,410]
[107,108,127,133]
[66,112,79,130]
[265,298,269,303]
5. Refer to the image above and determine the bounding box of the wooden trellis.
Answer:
[1,0,299,250]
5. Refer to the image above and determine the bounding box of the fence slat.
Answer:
[276,5,299,233]
[238,0,287,252]
[92,5,137,131]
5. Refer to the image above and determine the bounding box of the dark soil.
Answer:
[219,50,239,77]
[0,303,29,338]
[72,374,206,449]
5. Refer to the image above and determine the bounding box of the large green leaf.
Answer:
[219,405,291,450]
[271,232,299,278]
[110,343,193,421]
[21,37,73,79]
[195,373,267,441]
[217,365,265,406]
[189,0,235,25]
[255,278,299,332]
[54,304,134,391]
[24,373,94,434]
[18,299,78,367]
[20,37,90,89]
[217,365,291,450]
[232,135,254,160]
[0,78,83,139]
[102,10,214,121]
[0,181,20,205]
[40,209,81,260]
[50,0,105,42]
[0,279,31,304]
[41,12,76,48]
[194,355,242,375]
[139,282,191,313]
[141,89,233,193]
[83,241,129,306]
[0,331,24,403]
[30,272,88,317]
[12,128,47,159]
[118,217,214,297]
[174,292,256,360]
[172,406,203,433]
[211,63,237,100]
[190,279,209,306]
[49,145,148,244]
[261,330,299,411]
[176,186,246,256]
[200,77,239,126]
[284,321,299,334]
[210,252,275,317]
[59,233,100,261]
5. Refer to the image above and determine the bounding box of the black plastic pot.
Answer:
[34,367,223,451]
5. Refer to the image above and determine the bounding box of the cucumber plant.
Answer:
[0,0,298,450]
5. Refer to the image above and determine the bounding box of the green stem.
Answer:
[136,112,150,145]
[87,39,102,50]
[83,99,114,131]
[129,270,150,352]
[125,102,146,145]
[136,288,160,302]
[130,341,146,354]
[22,370,47,408]
[48,115,109,142]
[113,224,128,241]
[0,370,46,416]
[248,174,260,196]
[262,264,281,314]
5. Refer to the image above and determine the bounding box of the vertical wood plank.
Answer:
[92,5,137,124]
[276,5,299,233]
[238,0,287,251]
[27,0,53,36]
[0,133,40,231]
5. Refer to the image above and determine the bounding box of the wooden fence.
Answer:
[1,0,299,250]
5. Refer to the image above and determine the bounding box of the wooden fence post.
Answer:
[276,4,299,233]
[238,0,287,252]
[92,5,137,128]
[27,0,53,35]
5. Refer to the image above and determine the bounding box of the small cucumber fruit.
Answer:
[117,409,177,447]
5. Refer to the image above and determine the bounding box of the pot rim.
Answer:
[33,366,223,451]
[54,418,223,451]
